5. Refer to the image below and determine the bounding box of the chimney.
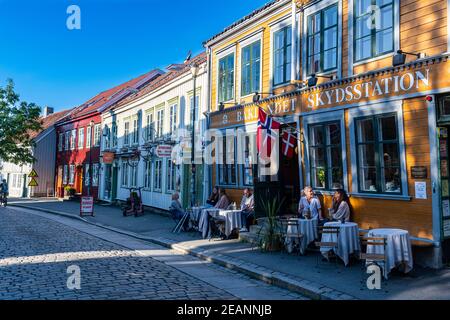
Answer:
[43,106,54,117]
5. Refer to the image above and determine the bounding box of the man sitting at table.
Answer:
[298,186,324,222]
[239,188,255,232]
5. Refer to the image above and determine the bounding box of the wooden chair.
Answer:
[359,235,388,291]
[284,219,304,254]
[315,226,340,269]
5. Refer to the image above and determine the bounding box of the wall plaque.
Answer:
[411,166,428,179]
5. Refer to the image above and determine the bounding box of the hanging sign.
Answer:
[102,152,115,165]
[80,196,94,216]
[156,145,173,158]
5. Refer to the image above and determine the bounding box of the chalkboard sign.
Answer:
[411,166,428,179]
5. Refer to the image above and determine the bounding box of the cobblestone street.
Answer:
[0,207,306,300]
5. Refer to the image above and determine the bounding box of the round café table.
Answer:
[218,210,244,237]
[366,228,413,279]
[285,218,318,254]
[320,221,360,266]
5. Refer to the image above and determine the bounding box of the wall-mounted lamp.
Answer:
[392,50,426,67]
[218,101,236,111]
[307,74,335,87]
[252,92,273,103]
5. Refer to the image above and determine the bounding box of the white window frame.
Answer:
[63,165,68,185]
[166,159,176,193]
[169,102,178,136]
[131,116,139,145]
[348,100,409,200]
[303,109,349,192]
[156,108,164,139]
[78,128,84,149]
[70,129,76,150]
[121,161,129,187]
[144,159,152,190]
[69,164,75,185]
[111,121,118,148]
[94,124,101,147]
[347,0,400,75]
[302,0,342,80]
[130,163,138,188]
[269,16,293,91]
[92,163,99,187]
[86,126,92,148]
[124,121,130,146]
[238,31,263,99]
[145,110,154,141]
[153,159,163,192]
[215,45,237,107]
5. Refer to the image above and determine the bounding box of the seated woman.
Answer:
[329,189,351,222]
[206,186,219,207]
[214,188,230,210]
[298,186,323,221]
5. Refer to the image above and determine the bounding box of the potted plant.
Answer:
[256,196,285,252]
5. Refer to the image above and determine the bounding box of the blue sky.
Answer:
[0,0,268,112]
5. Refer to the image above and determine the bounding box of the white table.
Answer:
[218,210,244,237]
[320,221,360,266]
[366,228,413,279]
[285,218,318,254]
[199,208,220,239]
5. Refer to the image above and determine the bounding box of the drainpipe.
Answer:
[291,0,298,82]
[206,46,213,200]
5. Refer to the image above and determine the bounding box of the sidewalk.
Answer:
[9,198,450,300]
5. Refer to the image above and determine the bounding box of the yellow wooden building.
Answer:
[203,0,450,267]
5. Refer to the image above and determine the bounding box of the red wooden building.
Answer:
[54,69,163,199]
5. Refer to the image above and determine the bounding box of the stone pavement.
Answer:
[0,206,307,300]
[8,198,450,300]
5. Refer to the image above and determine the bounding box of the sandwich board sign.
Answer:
[80,196,94,217]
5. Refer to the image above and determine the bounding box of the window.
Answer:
[241,132,257,186]
[94,124,101,147]
[218,53,235,103]
[218,134,237,186]
[189,95,200,126]
[156,109,164,138]
[132,118,139,145]
[144,160,152,189]
[145,113,154,141]
[12,174,23,189]
[86,126,92,148]
[78,128,84,149]
[58,133,64,151]
[273,26,292,86]
[70,130,76,150]
[241,41,261,96]
[309,122,343,190]
[169,103,178,136]
[307,4,338,75]
[103,125,110,150]
[112,122,118,147]
[121,162,129,187]
[153,160,163,191]
[84,164,90,186]
[65,131,70,151]
[124,121,130,146]
[355,114,401,193]
[130,163,138,187]
[63,165,68,184]
[69,164,75,185]
[354,0,394,62]
[92,164,99,187]
[167,160,176,192]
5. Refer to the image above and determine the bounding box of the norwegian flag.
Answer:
[257,108,280,159]
[282,131,297,159]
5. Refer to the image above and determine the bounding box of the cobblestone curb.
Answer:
[9,203,358,300]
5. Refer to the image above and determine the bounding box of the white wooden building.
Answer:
[98,53,209,210]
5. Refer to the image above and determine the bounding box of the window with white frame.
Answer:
[12,174,23,189]
[86,126,92,148]
[65,131,70,151]
[218,53,235,103]
[145,112,154,141]
[355,113,401,194]
[241,40,261,96]
[94,124,101,147]
[58,133,64,151]
[166,160,176,192]
[217,133,237,186]
[121,162,129,187]
[144,160,152,189]
[189,95,200,127]
[307,4,338,75]
[84,164,90,186]
[78,128,84,149]
[354,0,394,62]
[156,109,164,138]
[63,165,68,184]
[130,163,138,188]
[70,130,76,150]
[69,164,75,185]
[273,26,292,86]
[132,117,139,145]
[92,163,99,187]
[124,121,130,146]
[112,122,118,147]
[169,103,178,136]
[153,159,163,191]
[103,125,110,150]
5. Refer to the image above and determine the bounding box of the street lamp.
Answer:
[88,120,95,197]
[190,62,199,207]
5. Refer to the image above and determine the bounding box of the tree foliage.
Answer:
[0,79,42,165]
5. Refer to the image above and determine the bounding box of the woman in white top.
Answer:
[330,189,351,222]
[298,186,323,220]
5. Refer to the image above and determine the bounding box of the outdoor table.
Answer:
[366,228,413,279]
[285,218,318,254]
[218,210,244,237]
[190,206,208,224]
[199,208,220,239]
[320,221,360,266]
